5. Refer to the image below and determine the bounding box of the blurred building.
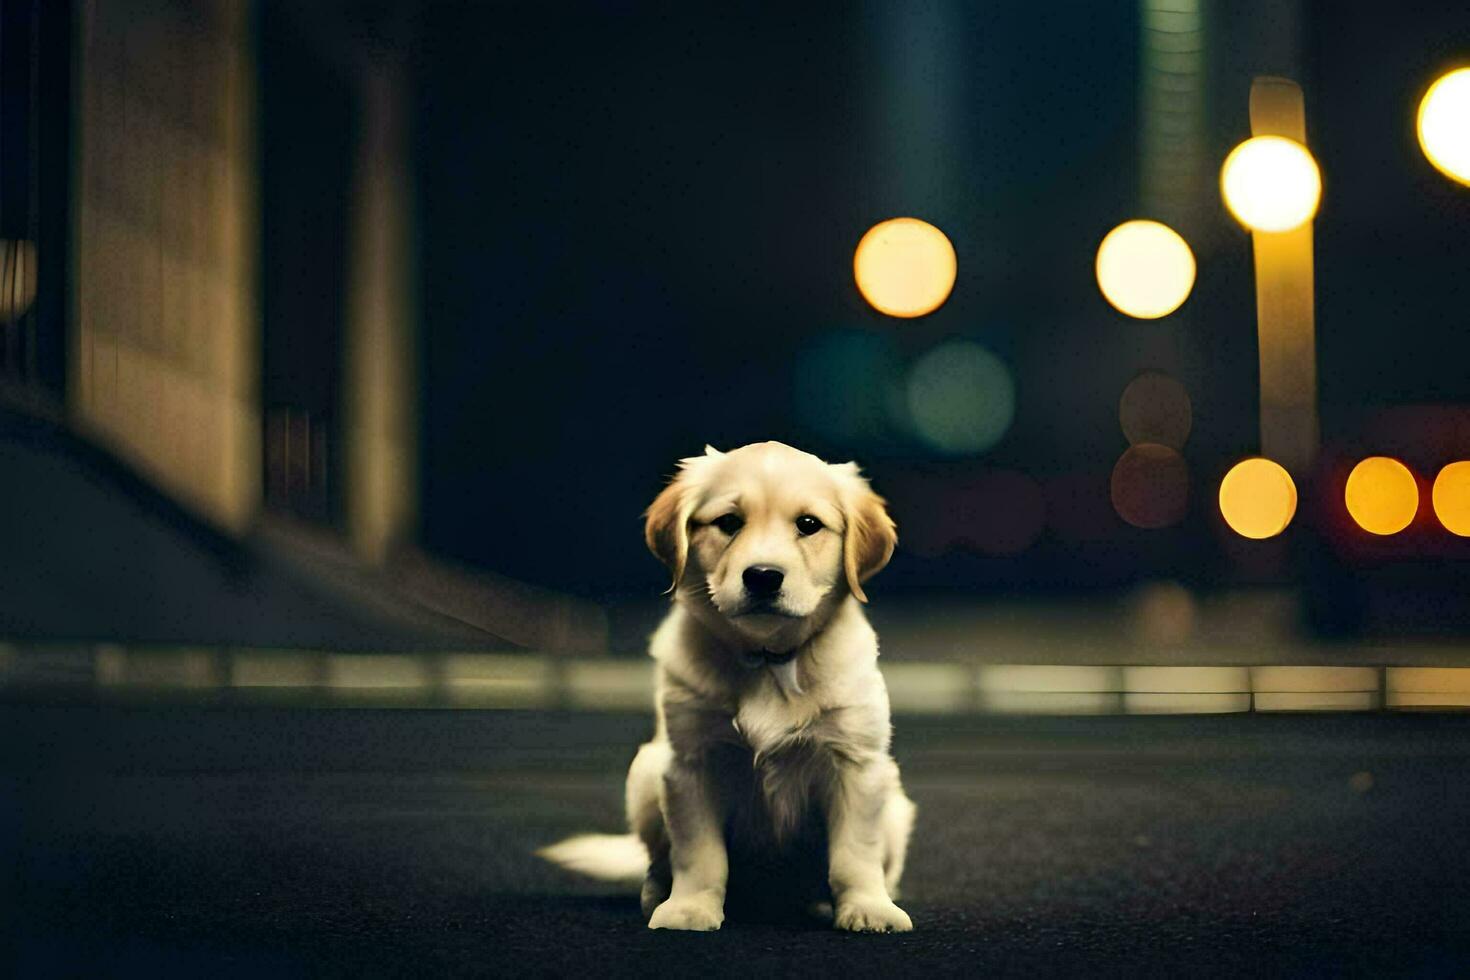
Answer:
[0,0,612,652]
[5,0,415,556]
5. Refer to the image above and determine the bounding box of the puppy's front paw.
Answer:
[648,894,724,931]
[834,894,912,933]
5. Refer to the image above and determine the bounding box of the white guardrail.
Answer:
[4,645,1470,713]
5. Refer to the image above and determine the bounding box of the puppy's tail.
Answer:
[537,833,647,883]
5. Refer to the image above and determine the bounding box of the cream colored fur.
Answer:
[540,442,916,933]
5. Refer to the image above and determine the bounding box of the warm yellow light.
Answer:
[853,217,957,318]
[1419,69,1470,186]
[1220,136,1322,233]
[1345,457,1418,535]
[1095,220,1195,319]
[1219,457,1297,540]
[1432,461,1470,536]
[0,239,37,323]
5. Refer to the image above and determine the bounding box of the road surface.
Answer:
[8,706,1470,976]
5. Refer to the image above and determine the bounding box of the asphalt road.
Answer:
[7,706,1470,977]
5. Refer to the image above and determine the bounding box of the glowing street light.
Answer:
[1231,77,1321,479]
[1432,461,1470,537]
[1345,457,1419,536]
[1220,135,1322,233]
[1094,220,1196,319]
[853,217,957,318]
[1219,457,1297,540]
[1418,68,1470,186]
[905,339,1014,454]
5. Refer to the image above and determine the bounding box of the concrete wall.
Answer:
[71,0,259,531]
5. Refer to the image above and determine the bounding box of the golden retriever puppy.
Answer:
[540,442,916,933]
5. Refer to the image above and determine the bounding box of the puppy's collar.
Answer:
[740,648,798,668]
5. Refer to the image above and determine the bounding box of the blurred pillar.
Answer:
[71,0,260,531]
[1138,0,1209,243]
[1249,76,1318,476]
[863,0,960,216]
[1128,1,1211,431]
[342,60,418,565]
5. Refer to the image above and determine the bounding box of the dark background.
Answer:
[389,1,1470,603]
[1,2,1468,617]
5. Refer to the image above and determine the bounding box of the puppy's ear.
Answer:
[839,463,897,604]
[645,473,693,592]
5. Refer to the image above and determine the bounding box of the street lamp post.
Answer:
[1245,76,1320,478]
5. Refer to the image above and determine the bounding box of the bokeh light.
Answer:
[1345,456,1418,536]
[1218,457,1297,540]
[1094,220,1195,319]
[906,340,1015,455]
[1432,461,1470,536]
[1110,443,1189,529]
[1220,135,1322,233]
[1418,68,1470,186]
[1118,370,1191,449]
[853,217,957,318]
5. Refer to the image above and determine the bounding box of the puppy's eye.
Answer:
[712,514,744,536]
[795,515,824,536]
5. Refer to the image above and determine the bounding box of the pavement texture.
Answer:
[8,706,1470,977]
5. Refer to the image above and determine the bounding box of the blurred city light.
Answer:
[1094,220,1196,319]
[1241,77,1320,477]
[1218,457,1297,539]
[1110,443,1189,529]
[1220,135,1321,232]
[1118,370,1191,449]
[1345,456,1419,535]
[1432,461,1470,536]
[853,217,957,318]
[905,340,1014,454]
[0,239,38,323]
[1417,68,1470,186]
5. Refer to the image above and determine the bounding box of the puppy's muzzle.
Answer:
[742,565,785,599]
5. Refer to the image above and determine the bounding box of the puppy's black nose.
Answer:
[742,565,785,597]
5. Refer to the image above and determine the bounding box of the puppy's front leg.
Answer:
[827,758,913,933]
[648,758,727,931]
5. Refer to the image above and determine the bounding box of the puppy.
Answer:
[540,441,915,932]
